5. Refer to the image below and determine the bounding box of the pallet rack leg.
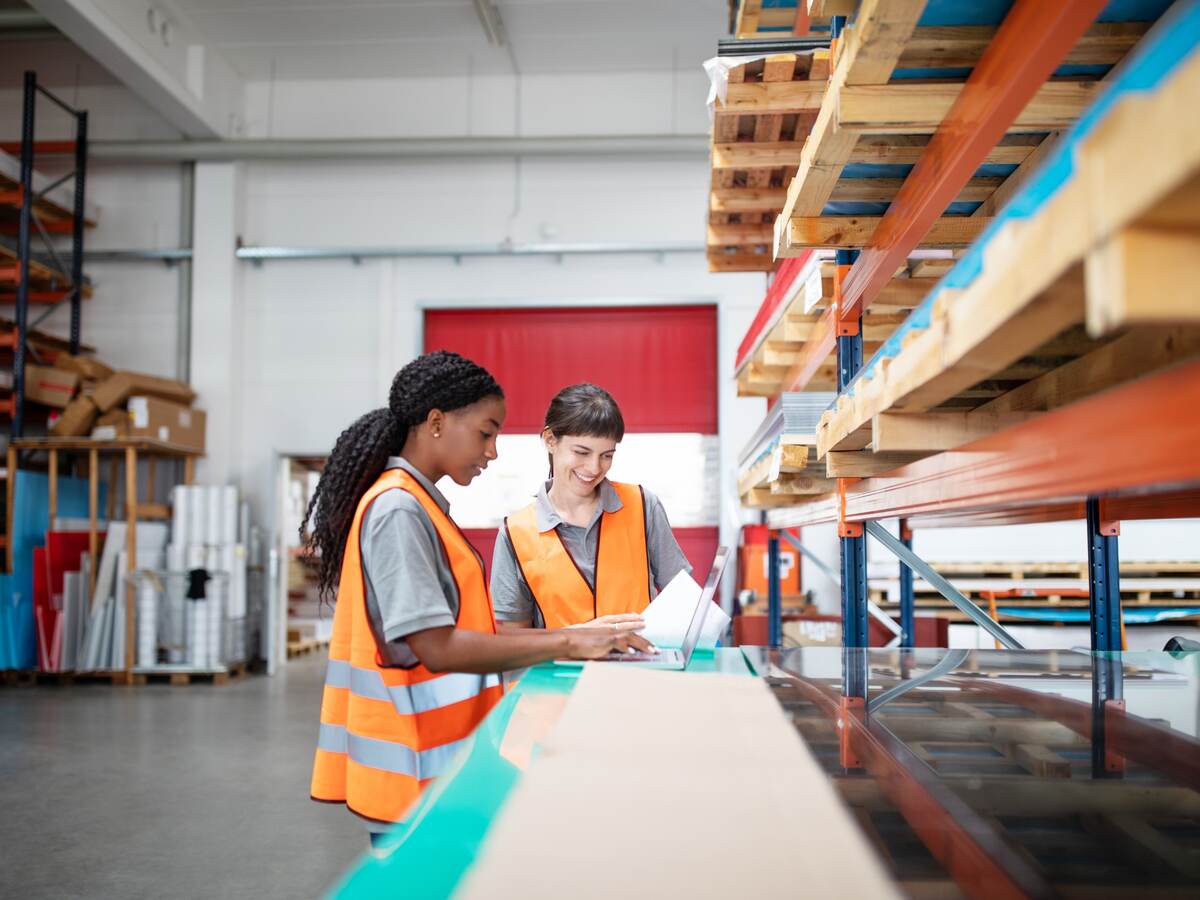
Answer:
[1091,654,1125,779]
[767,529,782,648]
[899,518,915,647]
[124,447,138,674]
[836,250,869,676]
[13,72,35,440]
[69,110,87,355]
[1087,498,1123,654]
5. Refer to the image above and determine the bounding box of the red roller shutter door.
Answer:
[426,306,719,577]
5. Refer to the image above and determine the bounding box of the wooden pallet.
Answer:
[772,2,1153,262]
[287,638,329,658]
[734,253,937,397]
[708,50,831,272]
[737,433,839,508]
[814,33,1200,461]
[1,669,128,687]
[130,661,249,686]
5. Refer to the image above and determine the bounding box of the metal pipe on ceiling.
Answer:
[77,241,705,263]
[77,134,709,162]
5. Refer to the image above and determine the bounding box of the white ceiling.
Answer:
[165,0,731,80]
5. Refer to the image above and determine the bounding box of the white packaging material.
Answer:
[204,486,222,546]
[164,544,187,663]
[171,484,189,546]
[184,485,203,546]
[218,486,237,545]
[136,576,158,668]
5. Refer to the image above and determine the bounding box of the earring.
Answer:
[433,431,441,438]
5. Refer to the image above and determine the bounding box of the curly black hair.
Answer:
[301,350,503,601]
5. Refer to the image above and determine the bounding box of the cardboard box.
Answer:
[54,354,115,382]
[91,408,130,440]
[50,396,99,437]
[127,395,205,452]
[24,364,80,408]
[91,370,195,413]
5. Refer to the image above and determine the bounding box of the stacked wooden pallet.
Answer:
[772,3,1150,261]
[733,1,847,39]
[708,50,831,272]
[733,251,936,397]
[816,6,1200,463]
[738,436,830,508]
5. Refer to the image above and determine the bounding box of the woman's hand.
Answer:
[565,613,645,632]
[562,628,655,660]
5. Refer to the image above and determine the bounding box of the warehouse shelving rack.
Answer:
[1,69,92,437]
[726,0,1200,662]
[6,438,201,683]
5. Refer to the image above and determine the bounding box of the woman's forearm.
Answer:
[407,626,570,674]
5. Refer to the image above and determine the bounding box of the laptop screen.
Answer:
[679,546,731,661]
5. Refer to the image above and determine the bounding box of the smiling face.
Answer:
[545,431,618,498]
[437,395,506,486]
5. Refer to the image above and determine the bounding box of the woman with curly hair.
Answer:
[306,352,649,833]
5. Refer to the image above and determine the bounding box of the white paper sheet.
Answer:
[640,570,730,649]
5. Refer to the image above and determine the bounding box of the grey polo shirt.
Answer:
[490,480,692,627]
[360,456,462,667]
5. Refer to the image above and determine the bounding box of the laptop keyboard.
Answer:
[608,650,678,663]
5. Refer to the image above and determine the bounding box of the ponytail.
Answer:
[302,350,502,601]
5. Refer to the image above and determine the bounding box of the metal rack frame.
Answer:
[6,69,89,439]
[746,1,1200,657]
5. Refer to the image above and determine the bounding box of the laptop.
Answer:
[555,546,730,671]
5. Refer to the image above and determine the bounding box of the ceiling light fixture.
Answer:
[471,0,507,48]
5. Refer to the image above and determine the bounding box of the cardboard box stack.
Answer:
[43,358,205,453]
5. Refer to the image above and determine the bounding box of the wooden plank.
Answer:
[1010,743,1072,779]
[737,453,776,497]
[777,443,812,473]
[785,313,904,342]
[971,132,1060,219]
[981,328,1200,416]
[837,81,1098,135]
[771,473,837,495]
[898,22,1148,70]
[873,410,1040,452]
[124,446,137,673]
[776,0,927,224]
[783,215,989,250]
[734,0,762,38]
[710,187,789,213]
[708,223,774,246]
[829,176,1002,203]
[712,143,804,171]
[886,265,1088,415]
[718,80,825,115]
[136,503,171,521]
[708,251,776,273]
[1085,222,1200,335]
[848,134,1041,165]
[826,450,928,477]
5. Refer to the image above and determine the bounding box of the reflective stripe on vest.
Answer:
[317,723,470,780]
[505,480,652,629]
[310,467,503,824]
[325,657,502,716]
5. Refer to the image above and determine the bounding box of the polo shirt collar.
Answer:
[387,456,451,515]
[534,478,623,533]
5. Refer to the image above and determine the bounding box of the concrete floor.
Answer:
[0,654,366,900]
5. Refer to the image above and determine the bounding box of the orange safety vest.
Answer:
[504,480,652,629]
[310,468,504,824]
